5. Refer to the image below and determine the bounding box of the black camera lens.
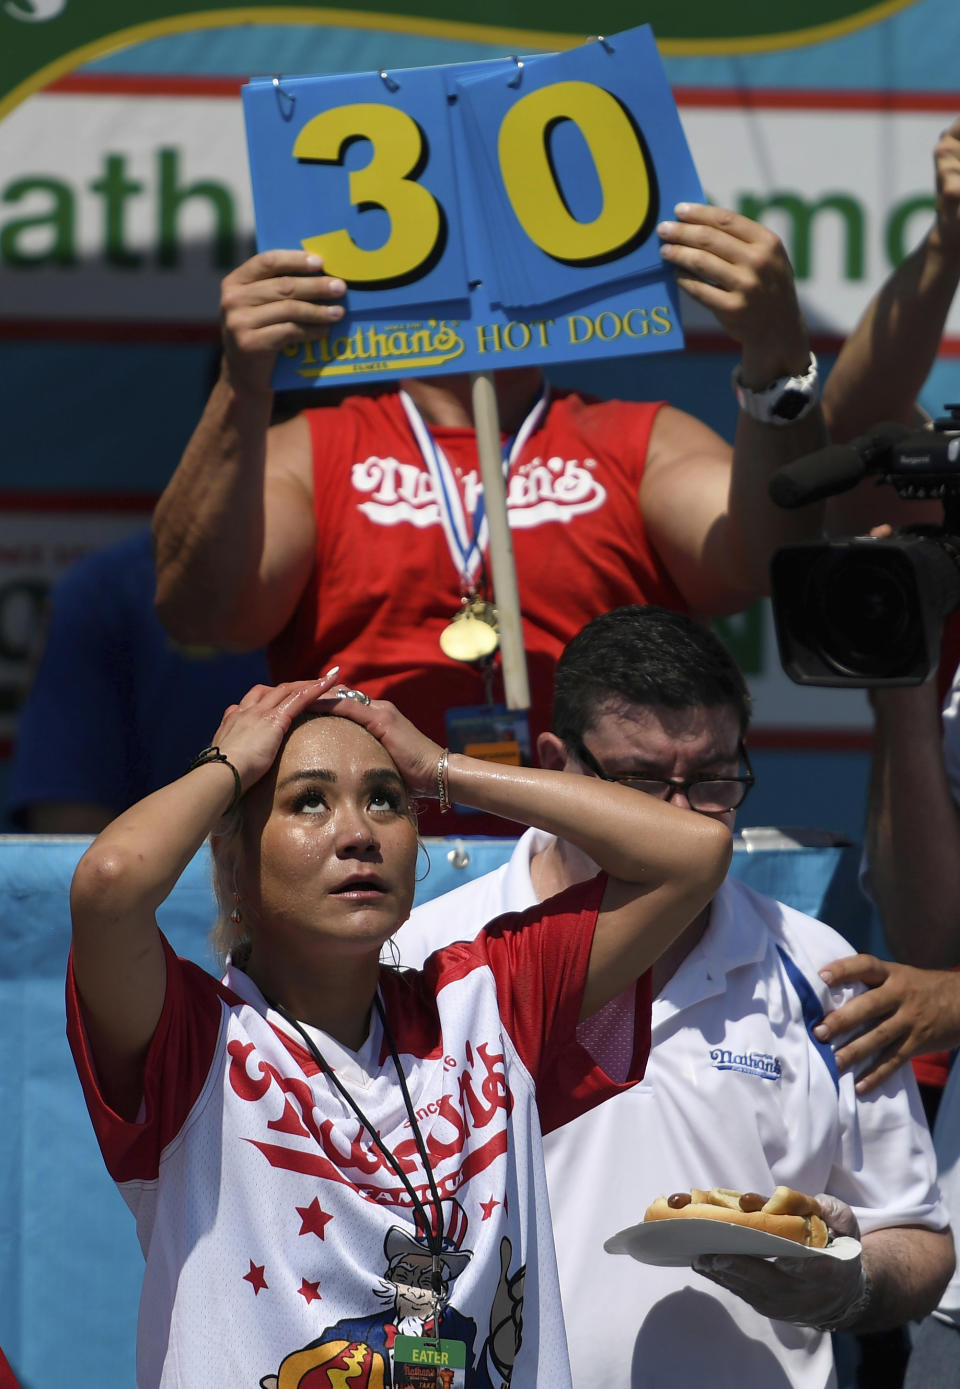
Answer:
[769,416,960,686]
[772,533,960,686]
[810,552,922,679]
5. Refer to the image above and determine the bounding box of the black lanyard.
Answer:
[268,991,449,1297]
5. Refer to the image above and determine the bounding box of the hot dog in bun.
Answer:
[644,1185,829,1248]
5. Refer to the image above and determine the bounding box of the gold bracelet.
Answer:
[436,748,450,813]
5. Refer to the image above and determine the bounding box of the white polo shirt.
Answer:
[398,830,946,1389]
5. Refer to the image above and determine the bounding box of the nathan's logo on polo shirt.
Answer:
[709,1047,782,1081]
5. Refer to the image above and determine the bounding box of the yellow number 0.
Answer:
[498,80,654,264]
[293,103,442,287]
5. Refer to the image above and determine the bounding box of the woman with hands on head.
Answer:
[68,668,730,1389]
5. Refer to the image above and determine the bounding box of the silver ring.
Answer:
[341,687,371,706]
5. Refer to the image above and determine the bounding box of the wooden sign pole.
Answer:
[470,370,530,710]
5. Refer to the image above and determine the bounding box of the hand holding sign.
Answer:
[219,250,347,394]
[658,203,812,384]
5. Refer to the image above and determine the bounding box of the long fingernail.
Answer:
[322,665,340,680]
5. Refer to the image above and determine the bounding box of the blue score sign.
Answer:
[242,24,703,389]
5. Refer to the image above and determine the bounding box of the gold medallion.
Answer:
[439,597,500,663]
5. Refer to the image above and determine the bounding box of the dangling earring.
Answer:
[230,893,242,925]
[415,838,432,884]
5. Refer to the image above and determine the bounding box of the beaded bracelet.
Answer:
[186,745,243,810]
[436,748,450,814]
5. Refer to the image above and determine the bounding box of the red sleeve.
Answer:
[422,874,652,1134]
[66,935,227,1184]
[480,875,602,1074]
[538,970,651,1135]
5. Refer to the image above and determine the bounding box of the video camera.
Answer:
[769,407,960,687]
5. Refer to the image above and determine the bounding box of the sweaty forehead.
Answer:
[279,714,398,776]
[587,701,741,759]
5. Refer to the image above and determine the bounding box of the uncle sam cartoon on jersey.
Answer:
[259,1198,525,1389]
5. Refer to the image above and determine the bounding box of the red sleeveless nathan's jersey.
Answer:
[268,389,680,834]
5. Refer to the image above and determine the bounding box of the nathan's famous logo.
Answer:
[350,454,606,531]
[285,320,464,379]
[228,1038,511,1198]
[709,1047,783,1080]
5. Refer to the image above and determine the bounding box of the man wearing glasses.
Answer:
[397,604,951,1389]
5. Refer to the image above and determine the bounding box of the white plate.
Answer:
[604,1218,862,1268]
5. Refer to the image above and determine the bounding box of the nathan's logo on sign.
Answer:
[243,23,701,389]
[287,319,465,377]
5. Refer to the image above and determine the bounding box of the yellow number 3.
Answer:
[293,103,442,287]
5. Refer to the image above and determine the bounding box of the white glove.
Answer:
[692,1193,871,1332]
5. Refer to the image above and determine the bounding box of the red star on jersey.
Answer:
[298,1278,322,1305]
[296,1197,333,1240]
[243,1261,268,1295]
[480,1197,500,1221]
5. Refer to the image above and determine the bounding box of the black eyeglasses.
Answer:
[574,738,755,813]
